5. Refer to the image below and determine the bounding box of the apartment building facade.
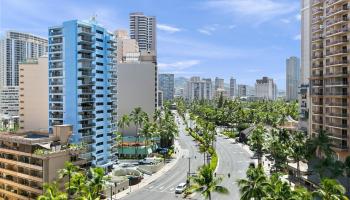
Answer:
[286,56,301,101]
[185,77,213,101]
[129,12,156,53]
[18,56,48,131]
[48,19,117,168]
[255,77,277,100]
[159,73,175,101]
[0,125,86,200]
[310,0,350,160]
[0,31,48,117]
[230,77,237,98]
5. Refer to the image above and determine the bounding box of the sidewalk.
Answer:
[112,139,183,199]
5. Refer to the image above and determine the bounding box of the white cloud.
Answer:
[157,24,181,33]
[293,34,301,40]
[203,0,298,24]
[295,13,301,21]
[158,60,200,70]
[197,24,218,35]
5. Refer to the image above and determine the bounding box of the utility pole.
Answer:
[188,157,191,178]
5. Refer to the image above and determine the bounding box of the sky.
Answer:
[0,0,301,90]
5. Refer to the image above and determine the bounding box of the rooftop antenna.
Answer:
[90,13,98,23]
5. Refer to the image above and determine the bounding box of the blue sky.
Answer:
[0,0,301,90]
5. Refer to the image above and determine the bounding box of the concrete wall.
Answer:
[19,56,48,131]
[117,63,156,136]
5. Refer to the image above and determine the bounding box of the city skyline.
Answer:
[1,0,300,89]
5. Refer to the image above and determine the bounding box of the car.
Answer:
[175,182,187,194]
[138,157,158,165]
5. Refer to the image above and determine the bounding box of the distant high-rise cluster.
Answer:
[129,12,156,53]
[0,31,48,116]
[159,73,175,101]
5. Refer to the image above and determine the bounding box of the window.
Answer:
[96,30,103,34]
[96,46,103,50]
[96,38,103,42]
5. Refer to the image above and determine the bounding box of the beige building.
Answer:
[117,51,157,136]
[115,30,140,63]
[310,0,350,160]
[0,125,86,200]
[18,56,48,131]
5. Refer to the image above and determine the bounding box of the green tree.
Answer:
[117,114,130,156]
[38,182,67,200]
[130,107,147,157]
[289,131,307,183]
[237,165,269,200]
[248,124,266,164]
[291,186,313,200]
[86,167,110,199]
[307,130,334,158]
[313,178,348,200]
[58,162,78,199]
[265,173,293,200]
[188,165,229,200]
[344,156,350,194]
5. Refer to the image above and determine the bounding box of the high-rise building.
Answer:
[48,19,117,168]
[286,56,301,101]
[214,77,224,91]
[117,51,157,136]
[114,30,140,63]
[185,77,213,101]
[238,84,248,97]
[129,12,156,53]
[299,0,311,133]
[230,77,237,97]
[255,77,277,100]
[159,73,175,101]
[310,0,350,160]
[0,31,48,116]
[19,56,48,131]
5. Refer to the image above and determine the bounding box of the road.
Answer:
[122,112,253,200]
[122,112,204,200]
[212,134,253,200]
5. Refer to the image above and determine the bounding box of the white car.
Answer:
[175,182,187,194]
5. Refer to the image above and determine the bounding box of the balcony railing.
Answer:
[326,27,348,36]
[326,39,348,46]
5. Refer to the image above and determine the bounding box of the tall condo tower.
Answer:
[129,12,157,53]
[48,19,117,168]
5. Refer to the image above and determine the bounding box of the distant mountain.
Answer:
[174,77,188,89]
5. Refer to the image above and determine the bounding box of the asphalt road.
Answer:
[212,134,253,200]
[122,113,204,200]
[122,112,252,200]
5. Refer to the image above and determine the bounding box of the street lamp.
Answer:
[107,182,114,200]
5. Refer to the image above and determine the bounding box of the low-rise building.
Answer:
[0,125,86,200]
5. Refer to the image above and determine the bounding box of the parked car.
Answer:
[138,157,158,165]
[175,182,187,194]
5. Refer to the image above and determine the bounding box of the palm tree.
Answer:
[87,167,110,199]
[289,131,307,183]
[130,107,146,158]
[58,162,78,199]
[69,172,87,197]
[291,186,313,200]
[307,129,334,158]
[38,182,67,200]
[313,178,348,200]
[188,165,229,200]
[237,165,270,200]
[140,120,152,156]
[265,173,293,200]
[248,124,266,164]
[117,114,130,156]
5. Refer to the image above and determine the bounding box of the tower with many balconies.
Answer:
[48,19,117,168]
[310,0,350,160]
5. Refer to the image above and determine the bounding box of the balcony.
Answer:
[326,17,349,27]
[324,91,348,95]
[49,96,63,102]
[312,63,324,68]
[78,44,94,53]
[325,49,348,56]
[325,102,347,107]
[312,54,324,59]
[78,106,94,112]
[326,39,348,47]
[78,27,93,35]
[49,62,63,69]
[313,0,323,6]
[312,16,323,25]
[312,44,324,50]
[78,70,93,77]
[326,6,349,18]
[324,70,348,77]
[49,105,63,111]
[326,0,347,8]
[312,8,324,15]
[78,53,93,60]
[78,97,94,103]
[49,28,62,36]
[325,60,348,67]
[50,113,63,119]
[78,89,94,94]
[325,111,348,117]
[78,36,93,44]
[50,37,62,44]
[326,27,348,37]
[49,88,63,94]
[49,71,63,78]
[312,35,324,42]
[324,80,348,86]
